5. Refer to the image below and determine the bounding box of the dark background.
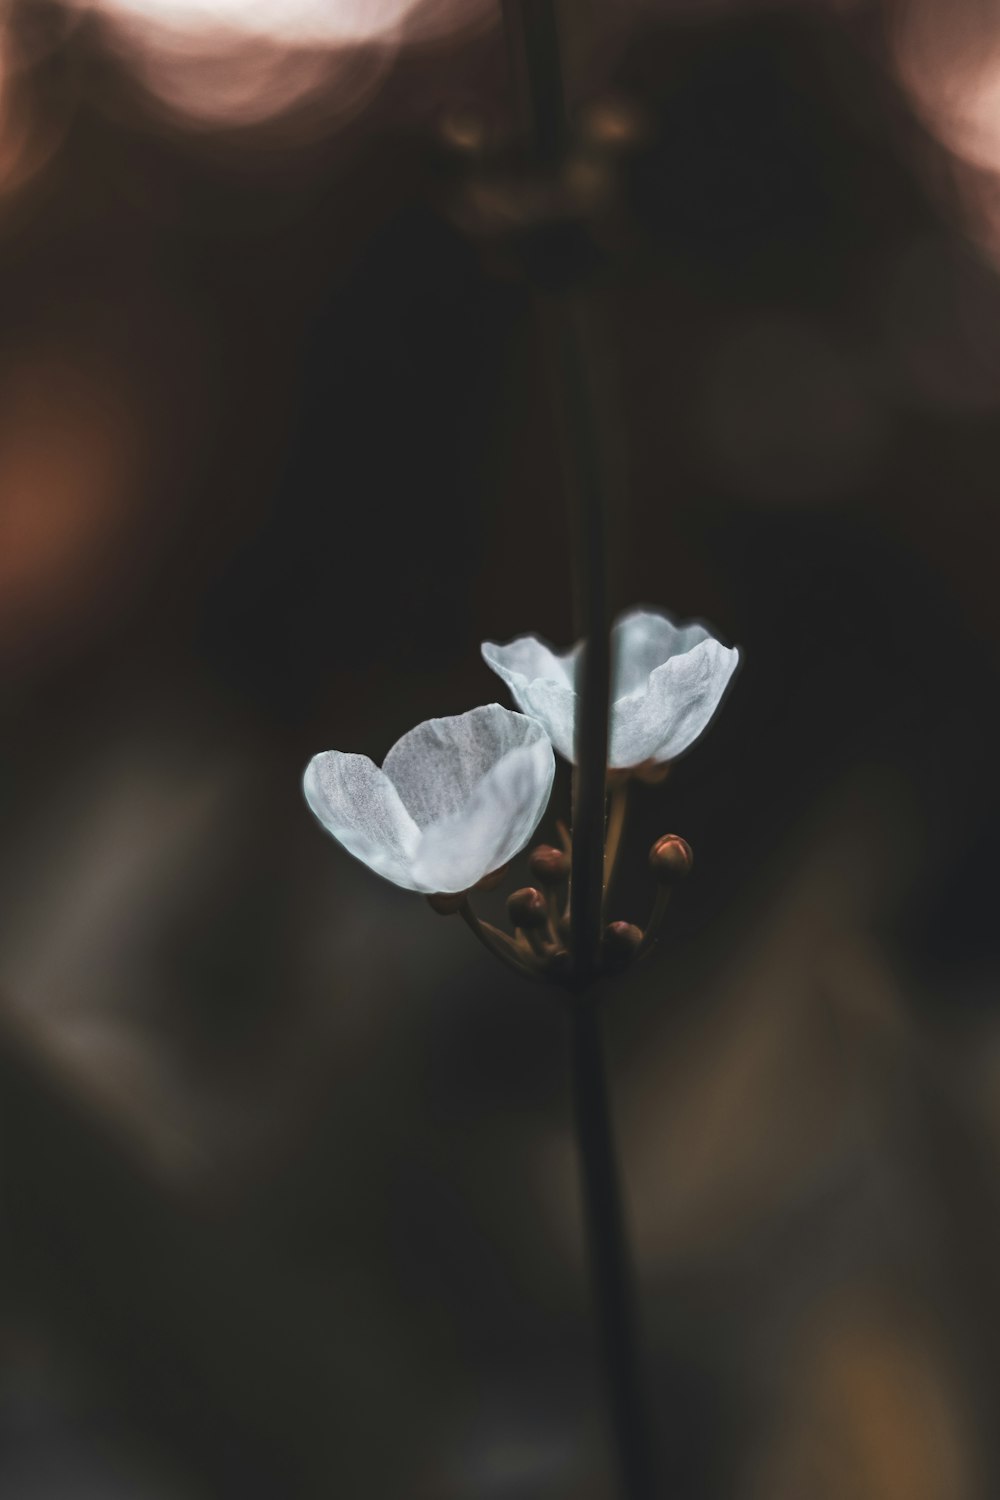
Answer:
[1,0,999,1495]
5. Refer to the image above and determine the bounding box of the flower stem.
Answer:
[498,4,658,1494]
[603,780,630,908]
[571,995,658,1499]
[500,0,566,161]
[556,302,657,1494]
[459,900,540,981]
[638,887,672,960]
[559,299,612,986]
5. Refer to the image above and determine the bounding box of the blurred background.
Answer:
[1,0,1000,1494]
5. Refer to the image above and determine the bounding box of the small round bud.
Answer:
[603,921,643,965]
[427,891,465,916]
[528,844,571,884]
[507,887,549,930]
[649,835,693,884]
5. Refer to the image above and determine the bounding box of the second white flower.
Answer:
[482,606,739,768]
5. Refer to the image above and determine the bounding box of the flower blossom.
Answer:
[482,606,739,768]
[303,704,555,894]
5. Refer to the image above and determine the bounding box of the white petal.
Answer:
[303,751,423,890]
[485,609,739,770]
[410,728,555,894]
[481,637,579,761]
[610,638,740,767]
[612,608,711,697]
[382,704,542,830]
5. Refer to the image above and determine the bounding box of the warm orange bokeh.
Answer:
[0,352,142,656]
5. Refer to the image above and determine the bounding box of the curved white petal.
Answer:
[303,751,423,889]
[411,729,555,893]
[383,704,543,829]
[306,706,556,895]
[612,609,711,697]
[484,608,739,770]
[610,638,740,767]
[481,637,579,761]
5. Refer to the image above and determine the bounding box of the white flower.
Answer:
[481,606,739,768]
[303,704,555,894]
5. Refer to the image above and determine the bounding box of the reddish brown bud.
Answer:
[426,892,465,916]
[507,886,549,930]
[475,863,510,892]
[603,921,643,964]
[528,844,571,884]
[649,834,693,884]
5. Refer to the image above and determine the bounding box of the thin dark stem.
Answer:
[637,887,671,960]
[555,324,657,1487]
[558,299,612,986]
[571,996,658,1499]
[500,0,566,160]
[459,900,540,981]
[499,5,658,1496]
[603,780,629,906]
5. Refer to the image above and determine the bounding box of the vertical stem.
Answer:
[571,997,658,1500]
[603,780,629,902]
[557,307,651,1496]
[559,326,655,1490]
[499,4,658,1495]
[558,300,611,986]
[500,0,566,160]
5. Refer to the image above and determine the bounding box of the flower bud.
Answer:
[649,834,693,884]
[427,891,466,915]
[528,844,571,884]
[603,921,643,965]
[475,863,510,892]
[507,886,549,930]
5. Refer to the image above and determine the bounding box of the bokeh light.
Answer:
[81,0,452,45]
[892,0,1000,175]
[0,349,142,659]
[71,0,494,127]
[889,0,1000,262]
[0,0,78,195]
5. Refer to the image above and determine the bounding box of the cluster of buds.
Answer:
[436,828,694,986]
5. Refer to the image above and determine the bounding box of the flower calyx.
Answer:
[427,891,467,916]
